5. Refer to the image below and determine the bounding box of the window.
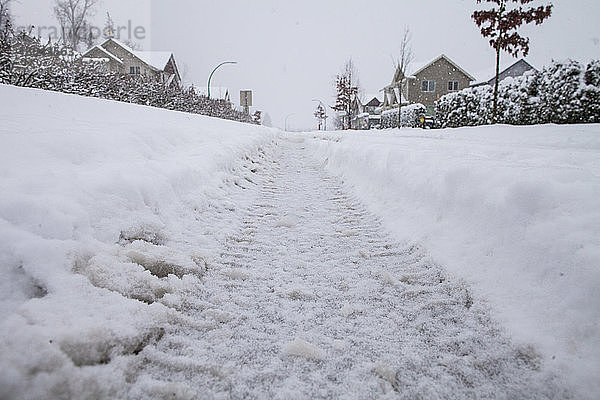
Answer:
[421,80,435,92]
[129,66,140,75]
[448,81,459,91]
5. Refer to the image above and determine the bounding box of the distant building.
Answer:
[473,59,537,87]
[383,54,475,115]
[82,38,181,88]
[351,94,382,130]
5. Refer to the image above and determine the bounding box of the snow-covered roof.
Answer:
[362,93,382,104]
[92,38,174,72]
[471,59,537,86]
[411,54,476,81]
[82,44,123,64]
[133,51,173,71]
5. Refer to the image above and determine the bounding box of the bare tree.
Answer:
[472,0,552,123]
[53,0,98,51]
[392,26,414,128]
[0,0,14,32]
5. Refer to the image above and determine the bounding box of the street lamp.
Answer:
[312,99,328,131]
[285,113,296,131]
[207,61,237,99]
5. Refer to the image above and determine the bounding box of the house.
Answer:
[350,94,382,130]
[383,54,475,115]
[473,59,537,87]
[381,68,409,110]
[82,38,181,88]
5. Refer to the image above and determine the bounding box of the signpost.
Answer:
[240,90,253,115]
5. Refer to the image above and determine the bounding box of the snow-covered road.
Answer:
[127,137,569,399]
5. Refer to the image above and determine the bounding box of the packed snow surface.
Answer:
[0,85,276,398]
[0,84,589,398]
[307,126,600,398]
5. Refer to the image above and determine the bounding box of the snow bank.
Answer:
[307,125,600,399]
[0,84,276,398]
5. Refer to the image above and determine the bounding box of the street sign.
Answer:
[240,90,253,107]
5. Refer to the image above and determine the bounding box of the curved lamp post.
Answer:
[312,98,328,131]
[207,61,237,99]
[285,113,296,131]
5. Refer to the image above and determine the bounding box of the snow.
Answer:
[133,51,173,71]
[84,44,124,64]
[307,125,600,399]
[284,338,325,361]
[0,83,590,398]
[0,84,276,398]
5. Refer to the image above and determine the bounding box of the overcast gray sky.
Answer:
[12,0,600,130]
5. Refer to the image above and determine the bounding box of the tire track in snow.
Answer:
[131,136,569,399]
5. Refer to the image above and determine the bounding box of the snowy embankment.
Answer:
[0,84,276,398]
[307,126,600,398]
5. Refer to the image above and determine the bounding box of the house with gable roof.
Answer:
[383,54,475,115]
[82,38,181,88]
[350,94,383,129]
[472,59,537,87]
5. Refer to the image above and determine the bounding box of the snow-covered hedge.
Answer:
[380,103,426,128]
[436,59,600,128]
[0,28,254,124]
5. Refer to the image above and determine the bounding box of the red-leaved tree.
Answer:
[472,0,552,123]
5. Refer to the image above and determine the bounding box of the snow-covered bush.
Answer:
[581,60,600,123]
[538,59,585,124]
[436,86,492,128]
[0,27,255,124]
[436,59,600,128]
[380,103,426,128]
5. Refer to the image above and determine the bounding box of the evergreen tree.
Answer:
[313,104,326,130]
[103,11,115,39]
[252,110,262,125]
[332,59,359,130]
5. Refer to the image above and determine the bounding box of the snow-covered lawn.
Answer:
[0,84,276,398]
[307,125,600,398]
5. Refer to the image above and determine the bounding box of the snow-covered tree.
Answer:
[261,112,273,127]
[314,104,326,130]
[332,59,359,130]
[0,0,13,33]
[103,11,115,39]
[252,110,262,125]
